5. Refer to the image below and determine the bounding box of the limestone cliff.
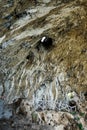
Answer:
[0,0,87,130]
[0,0,87,104]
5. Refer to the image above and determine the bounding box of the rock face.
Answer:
[0,0,87,126]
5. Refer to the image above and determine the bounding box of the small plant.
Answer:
[77,123,84,130]
[70,111,77,115]
[75,116,80,121]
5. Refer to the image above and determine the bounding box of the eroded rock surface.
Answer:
[0,0,87,130]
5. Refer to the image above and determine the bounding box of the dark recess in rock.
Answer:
[36,36,53,50]
[12,98,23,111]
[33,0,38,5]
[14,11,27,19]
[0,45,2,49]
[41,37,53,49]
[81,49,87,54]
[26,51,34,61]
[69,100,76,111]
[84,92,87,100]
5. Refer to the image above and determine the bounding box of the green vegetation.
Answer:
[70,111,77,115]
[77,123,84,130]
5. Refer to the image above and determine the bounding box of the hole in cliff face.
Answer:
[68,100,76,111]
[36,36,53,50]
[69,100,76,107]
[41,36,53,49]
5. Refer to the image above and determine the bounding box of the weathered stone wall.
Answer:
[0,0,87,105]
